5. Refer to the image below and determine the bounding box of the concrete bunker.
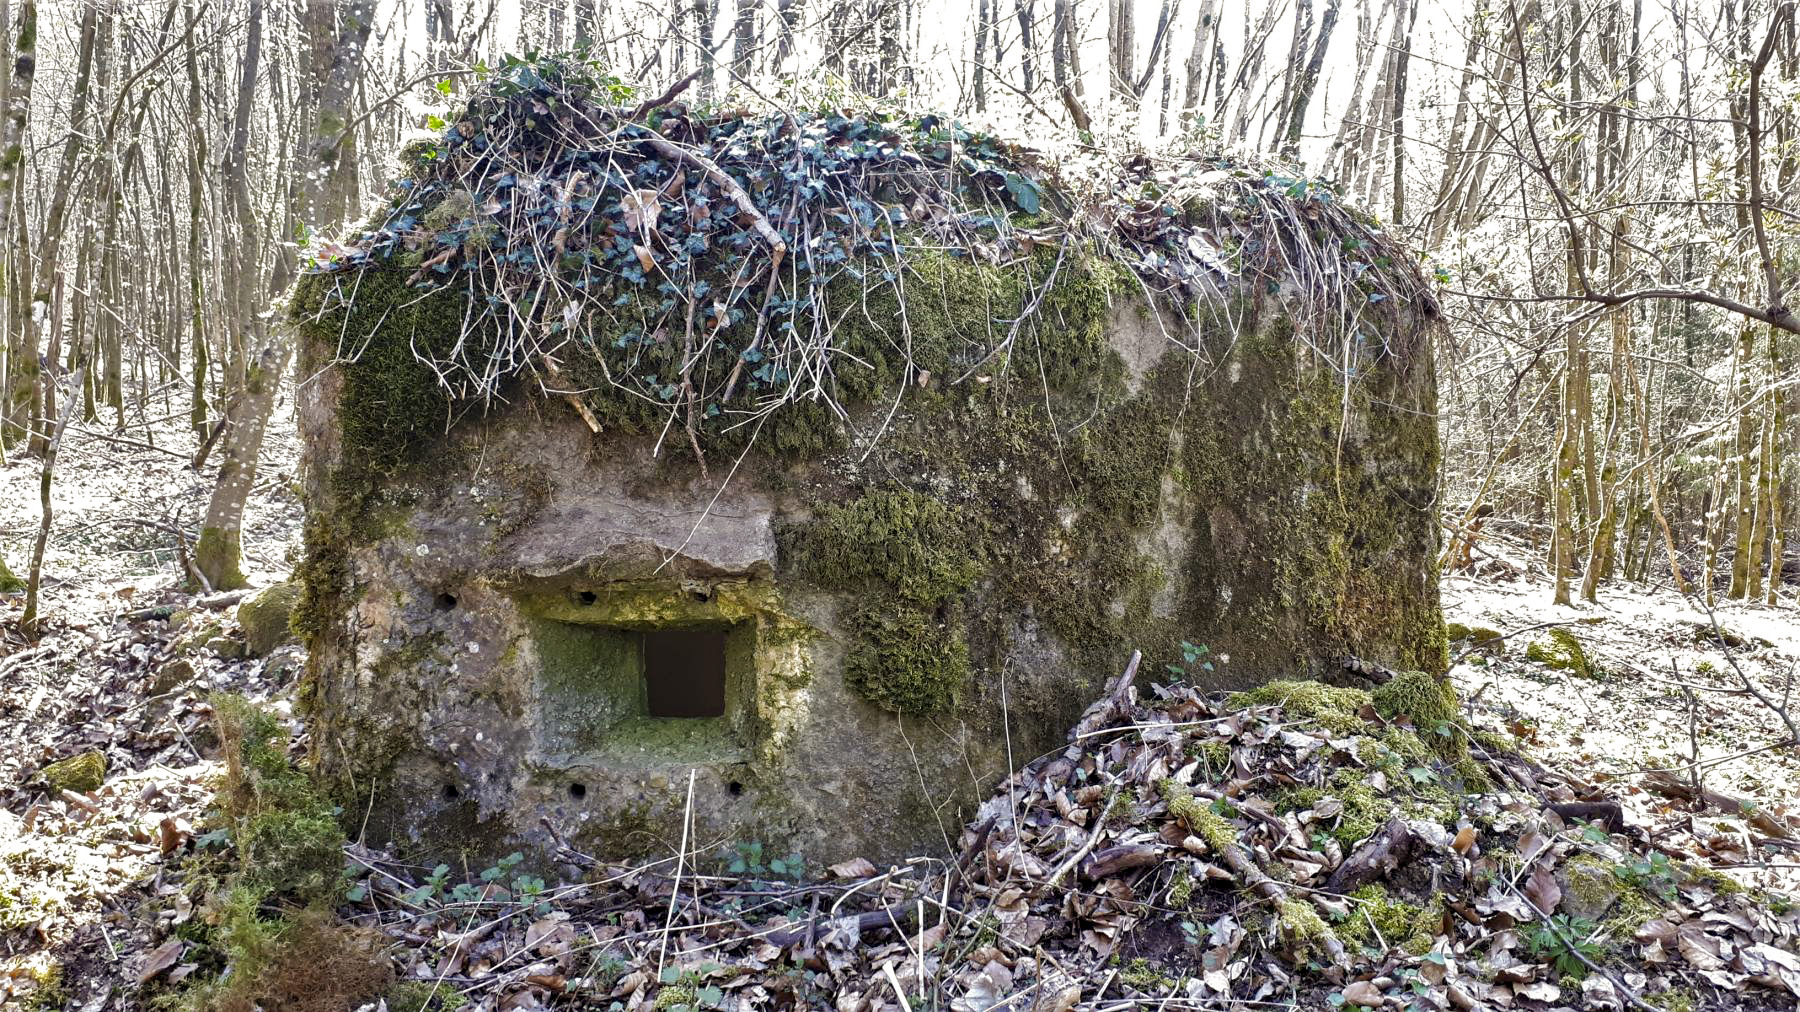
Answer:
[291,65,1448,865]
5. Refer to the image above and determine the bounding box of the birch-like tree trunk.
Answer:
[195,0,271,590]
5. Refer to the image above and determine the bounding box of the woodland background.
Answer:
[0,0,1794,616]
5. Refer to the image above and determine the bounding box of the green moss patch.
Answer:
[1336,884,1443,955]
[1525,628,1600,679]
[1371,670,1464,758]
[1230,681,1373,737]
[211,695,346,904]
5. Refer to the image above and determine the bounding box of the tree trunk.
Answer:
[1108,0,1135,104]
[298,0,375,235]
[195,0,270,591]
[1767,332,1788,604]
[1180,0,1217,129]
[1387,0,1414,223]
[0,1,33,454]
[1728,323,1757,598]
[185,2,209,439]
[731,0,756,80]
[1280,0,1341,157]
[1014,0,1038,95]
[974,0,991,110]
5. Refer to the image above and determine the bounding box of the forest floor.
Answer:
[2,407,1798,1010]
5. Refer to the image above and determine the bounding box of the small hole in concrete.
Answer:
[728,781,743,796]
[569,782,587,800]
[434,593,458,611]
[576,590,597,605]
[442,784,459,800]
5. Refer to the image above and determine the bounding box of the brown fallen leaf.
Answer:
[137,939,184,984]
[1524,863,1562,914]
[829,857,878,879]
[1340,980,1384,1005]
[1452,825,1477,854]
[158,816,187,854]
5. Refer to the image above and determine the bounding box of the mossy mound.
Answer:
[1372,670,1464,755]
[1444,621,1503,645]
[236,582,301,658]
[39,751,105,793]
[144,698,373,1011]
[0,555,23,593]
[1228,680,1374,736]
[210,695,346,903]
[1526,628,1600,679]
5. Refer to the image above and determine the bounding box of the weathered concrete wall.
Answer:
[293,266,1443,866]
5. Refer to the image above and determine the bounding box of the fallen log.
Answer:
[1641,769,1797,840]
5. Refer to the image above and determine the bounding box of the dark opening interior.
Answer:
[643,628,727,718]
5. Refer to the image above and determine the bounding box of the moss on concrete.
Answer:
[289,267,471,470]
[843,598,972,714]
[785,487,980,604]
[293,108,1446,865]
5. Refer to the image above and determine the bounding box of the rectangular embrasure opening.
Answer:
[528,613,750,763]
[644,628,727,718]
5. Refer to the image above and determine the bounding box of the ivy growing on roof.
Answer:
[296,53,1435,461]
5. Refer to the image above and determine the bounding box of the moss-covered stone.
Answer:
[39,750,105,793]
[237,582,301,657]
[1525,628,1599,679]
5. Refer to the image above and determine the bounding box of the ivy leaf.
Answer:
[435,78,453,96]
[1003,172,1041,214]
